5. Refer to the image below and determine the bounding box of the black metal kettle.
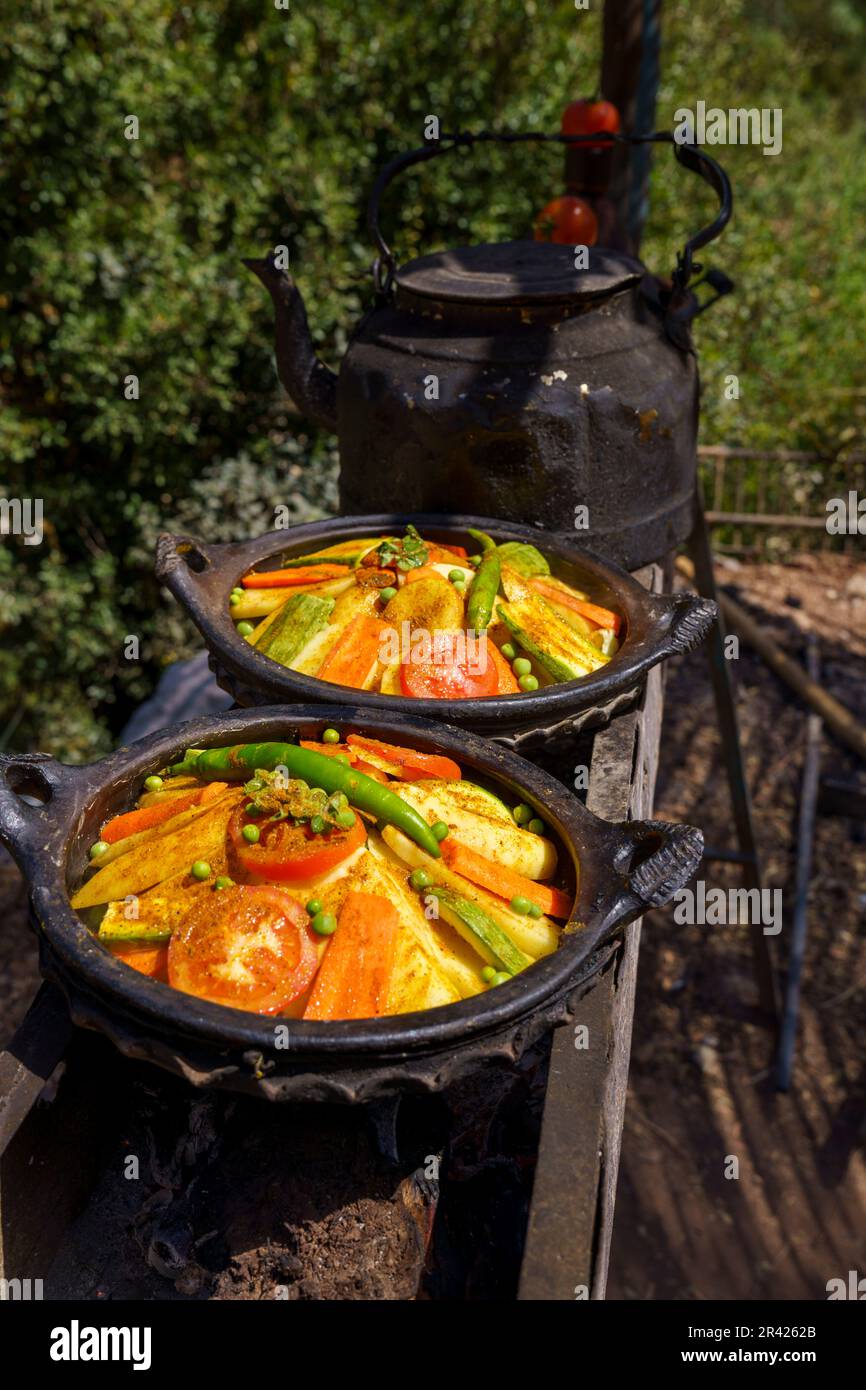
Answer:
[247,132,732,569]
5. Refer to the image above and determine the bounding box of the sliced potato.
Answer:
[531,573,590,602]
[382,576,464,633]
[72,794,243,908]
[367,834,486,997]
[381,826,559,960]
[389,779,557,880]
[379,662,403,696]
[95,789,240,868]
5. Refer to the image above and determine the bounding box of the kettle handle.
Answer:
[367,129,732,298]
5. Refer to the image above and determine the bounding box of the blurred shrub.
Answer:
[0,0,863,757]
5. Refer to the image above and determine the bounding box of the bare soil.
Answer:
[607,552,866,1300]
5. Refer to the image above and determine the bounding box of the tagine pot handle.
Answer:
[155,530,267,630]
[0,753,89,878]
[618,819,704,911]
[652,591,718,657]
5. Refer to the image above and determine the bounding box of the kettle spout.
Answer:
[243,255,338,433]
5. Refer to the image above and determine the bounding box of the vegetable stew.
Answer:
[72,729,576,1020]
[228,526,622,700]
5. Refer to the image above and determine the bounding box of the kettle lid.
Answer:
[395,240,644,306]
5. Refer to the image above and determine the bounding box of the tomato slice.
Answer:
[168,885,317,1014]
[229,803,366,882]
[400,633,499,699]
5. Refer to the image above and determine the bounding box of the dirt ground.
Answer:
[2,551,864,1301]
[607,552,866,1301]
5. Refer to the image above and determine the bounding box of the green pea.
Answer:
[191,860,211,880]
[500,643,516,661]
[528,817,546,836]
[448,568,464,583]
[527,903,543,919]
[214,876,233,891]
[144,775,163,792]
[305,899,323,917]
[231,586,244,596]
[519,674,539,693]
[90,840,109,859]
[336,809,357,830]
[490,971,512,987]
[452,580,466,594]
[468,554,482,566]
[512,656,532,677]
[409,868,432,891]
[322,728,341,744]
[513,803,533,826]
[481,965,497,984]
[237,621,254,637]
[242,824,260,844]
[510,895,532,915]
[229,593,241,607]
[311,911,338,936]
[379,587,397,603]
[310,814,326,835]
[431,821,449,842]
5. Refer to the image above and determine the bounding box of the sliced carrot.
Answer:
[345,734,461,781]
[316,615,389,689]
[299,740,358,760]
[404,564,452,586]
[353,759,390,783]
[199,780,229,805]
[530,579,621,635]
[487,639,520,694]
[107,942,169,981]
[440,837,574,919]
[101,783,229,844]
[303,891,400,1021]
[242,565,348,589]
[426,543,469,564]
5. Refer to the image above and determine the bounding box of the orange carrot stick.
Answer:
[106,942,169,981]
[316,615,389,689]
[405,564,452,586]
[241,565,348,589]
[303,892,400,1021]
[101,782,228,844]
[299,740,358,760]
[440,837,574,919]
[530,579,621,634]
[345,734,461,781]
[487,639,520,694]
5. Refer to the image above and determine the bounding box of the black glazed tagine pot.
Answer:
[155,514,716,751]
[0,705,703,1103]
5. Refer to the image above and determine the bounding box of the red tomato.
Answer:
[229,803,365,882]
[168,885,318,1014]
[561,99,621,148]
[400,633,499,700]
[534,196,598,246]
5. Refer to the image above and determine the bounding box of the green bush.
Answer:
[1,0,864,758]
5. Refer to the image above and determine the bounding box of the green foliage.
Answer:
[1,0,864,757]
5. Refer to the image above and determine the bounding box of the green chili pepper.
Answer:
[168,741,442,858]
[466,527,496,554]
[466,551,501,633]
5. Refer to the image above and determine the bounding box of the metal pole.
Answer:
[776,638,822,1090]
[686,488,780,1023]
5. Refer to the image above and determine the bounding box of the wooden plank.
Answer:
[518,566,663,1301]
